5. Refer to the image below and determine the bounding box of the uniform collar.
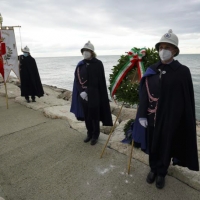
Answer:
[77,57,97,67]
[151,60,180,72]
[84,57,96,63]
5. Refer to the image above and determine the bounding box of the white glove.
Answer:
[80,91,88,101]
[139,118,148,128]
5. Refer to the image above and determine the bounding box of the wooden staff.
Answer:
[100,102,124,158]
[128,140,134,174]
[4,81,8,109]
[127,105,138,174]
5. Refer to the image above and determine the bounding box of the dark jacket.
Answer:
[133,60,199,171]
[70,58,113,126]
[19,55,44,97]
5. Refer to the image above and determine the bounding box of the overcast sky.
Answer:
[1,0,200,57]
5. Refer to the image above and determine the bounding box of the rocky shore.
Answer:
[0,76,200,191]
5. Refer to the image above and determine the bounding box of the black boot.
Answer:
[156,176,165,189]
[31,96,36,102]
[25,96,30,103]
[84,136,92,143]
[146,172,157,184]
[90,139,98,145]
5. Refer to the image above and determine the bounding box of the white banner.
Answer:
[1,29,20,81]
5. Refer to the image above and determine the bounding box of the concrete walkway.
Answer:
[0,97,200,200]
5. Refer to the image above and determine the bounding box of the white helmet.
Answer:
[155,29,179,56]
[21,46,30,53]
[81,41,94,53]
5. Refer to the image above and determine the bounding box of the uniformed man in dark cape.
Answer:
[132,30,199,189]
[70,41,113,145]
[19,46,44,103]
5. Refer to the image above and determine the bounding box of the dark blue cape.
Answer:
[70,58,113,126]
[132,67,156,153]
[70,61,85,120]
[132,61,199,171]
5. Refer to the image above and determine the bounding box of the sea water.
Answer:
[34,54,200,120]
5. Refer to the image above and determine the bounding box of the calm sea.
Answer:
[33,55,200,120]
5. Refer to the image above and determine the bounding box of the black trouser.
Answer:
[148,126,170,177]
[80,98,100,140]
[25,95,35,100]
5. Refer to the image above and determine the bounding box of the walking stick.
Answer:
[100,102,124,158]
[4,81,9,109]
[127,140,134,174]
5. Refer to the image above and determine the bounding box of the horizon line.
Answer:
[33,53,200,58]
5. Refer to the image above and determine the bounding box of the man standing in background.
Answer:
[19,46,44,103]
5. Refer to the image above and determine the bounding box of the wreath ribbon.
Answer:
[110,47,146,98]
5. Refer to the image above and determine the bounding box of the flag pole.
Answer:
[100,102,124,158]
[4,81,9,109]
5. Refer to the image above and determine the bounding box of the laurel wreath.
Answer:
[109,48,159,105]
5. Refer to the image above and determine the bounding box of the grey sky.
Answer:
[1,0,200,57]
